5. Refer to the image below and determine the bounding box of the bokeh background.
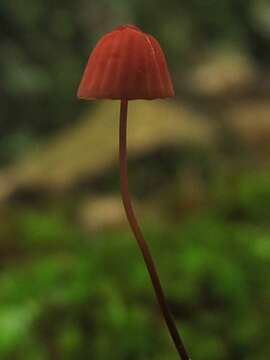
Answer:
[1,1,270,359]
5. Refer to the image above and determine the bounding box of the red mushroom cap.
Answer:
[77,25,174,100]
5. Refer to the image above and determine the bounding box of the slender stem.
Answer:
[119,98,190,360]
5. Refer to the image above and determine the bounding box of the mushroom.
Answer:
[77,24,190,360]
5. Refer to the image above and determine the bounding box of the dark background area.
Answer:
[0,1,269,359]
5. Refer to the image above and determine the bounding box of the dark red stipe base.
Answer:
[119,98,190,360]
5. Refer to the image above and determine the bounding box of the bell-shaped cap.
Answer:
[77,25,174,100]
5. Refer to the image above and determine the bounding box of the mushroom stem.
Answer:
[119,98,190,360]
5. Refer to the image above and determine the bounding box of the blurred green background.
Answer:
[0,1,270,359]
